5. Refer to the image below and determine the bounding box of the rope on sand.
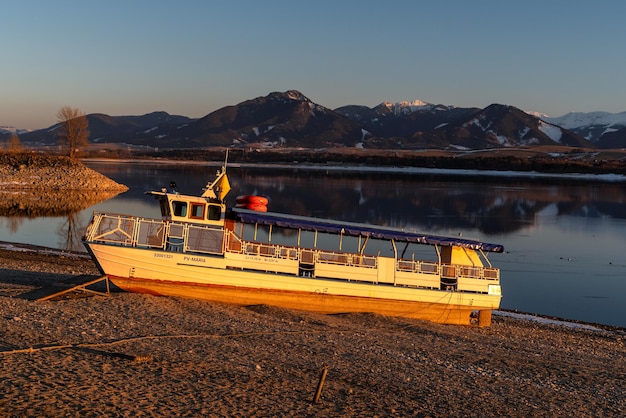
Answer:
[0,328,353,358]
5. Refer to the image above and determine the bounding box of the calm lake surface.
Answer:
[2,160,625,328]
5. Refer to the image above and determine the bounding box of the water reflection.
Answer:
[55,212,83,252]
[4,163,626,243]
[228,169,626,236]
[77,163,626,236]
[0,190,124,251]
[0,190,124,218]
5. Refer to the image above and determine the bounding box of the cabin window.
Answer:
[172,201,187,217]
[207,204,221,220]
[190,203,205,219]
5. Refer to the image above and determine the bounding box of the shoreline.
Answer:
[1,240,624,334]
[83,157,626,183]
[84,145,626,176]
[1,240,625,416]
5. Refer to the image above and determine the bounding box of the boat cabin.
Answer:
[146,168,231,228]
[147,190,225,227]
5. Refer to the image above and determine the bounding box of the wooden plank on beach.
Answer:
[16,275,110,301]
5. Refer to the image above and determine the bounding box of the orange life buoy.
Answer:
[236,195,269,206]
[235,203,268,212]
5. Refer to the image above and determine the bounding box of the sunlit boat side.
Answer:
[82,161,504,326]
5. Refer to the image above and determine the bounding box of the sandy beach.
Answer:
[0,242,624,417]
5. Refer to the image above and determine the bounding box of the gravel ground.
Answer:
[0,242,625,417]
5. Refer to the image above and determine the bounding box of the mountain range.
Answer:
[3,90,626,150]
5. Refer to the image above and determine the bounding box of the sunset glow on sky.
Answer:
[2,0,626,129]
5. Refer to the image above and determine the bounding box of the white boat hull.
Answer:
[86,242,501,326]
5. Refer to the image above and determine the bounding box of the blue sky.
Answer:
[2,0,626,130]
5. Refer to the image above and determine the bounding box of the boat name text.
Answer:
[184,256,206,263]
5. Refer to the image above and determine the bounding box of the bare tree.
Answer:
[7,133,23,153]
[57,211,86,251]
[57,106,90,159]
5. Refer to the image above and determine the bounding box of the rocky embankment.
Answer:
[0,153,128,191]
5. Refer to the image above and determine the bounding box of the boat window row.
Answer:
[171,200,222,221]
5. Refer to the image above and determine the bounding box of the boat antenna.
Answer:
[216,148,228,179]
[201,149,231,200]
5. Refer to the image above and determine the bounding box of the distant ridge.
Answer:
[4,90,625,150]
[0,126,30,135]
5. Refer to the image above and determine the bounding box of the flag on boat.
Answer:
[214,173,231,201]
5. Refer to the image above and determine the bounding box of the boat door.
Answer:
[377,257,396,284]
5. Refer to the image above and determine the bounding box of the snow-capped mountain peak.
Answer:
[0,126,30,135]
[380,99,434,115]
[542,111,626,130]
[524,109,626,143]
[526,111,549,119]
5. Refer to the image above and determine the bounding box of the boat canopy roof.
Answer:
[231,208,504,253]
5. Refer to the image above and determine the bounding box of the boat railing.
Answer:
[86,213,225,255]
[137,219,167,248]
[483,268,500,280]
[185,224,224,254]
[243,242,280,257]
[397,259,440,275]
[279,247,299,260]
[397,258,498,281]
[225,230,378,268]
[86,212,138,246]
[218,228,500,281]
[316,251,377,268]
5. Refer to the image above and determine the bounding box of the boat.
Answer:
[82,158,504,326]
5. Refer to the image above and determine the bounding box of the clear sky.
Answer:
[2,0,626,130]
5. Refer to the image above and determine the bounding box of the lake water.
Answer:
[2,160,625,328]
